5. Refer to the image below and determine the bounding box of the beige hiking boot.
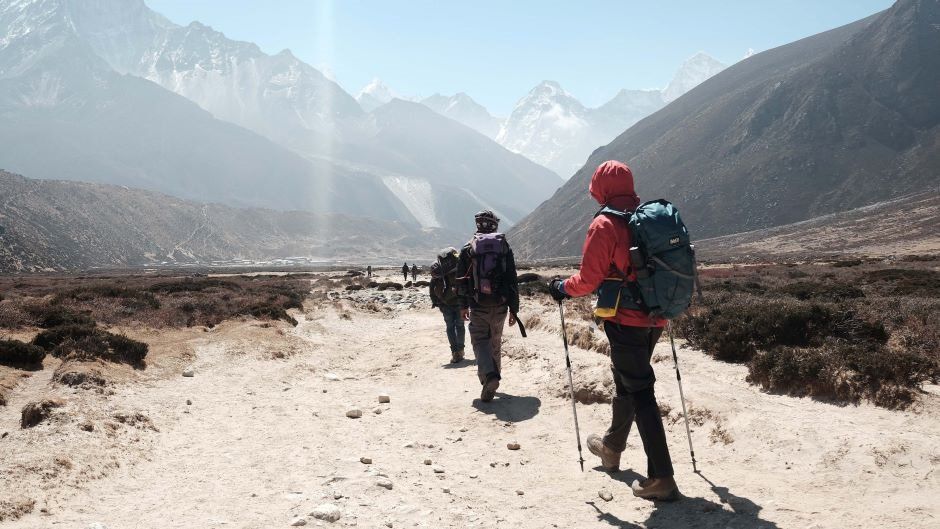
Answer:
[586,434,620,472]
[631,477,680,501]
[451,349,464,364]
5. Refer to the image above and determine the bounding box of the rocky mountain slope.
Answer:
[511,0,939,259]
[0,0,561,233]
[696,191,940,262]
[0,171,457,272]
[496,54,727,177]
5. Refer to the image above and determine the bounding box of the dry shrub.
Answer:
[0,499,35,522]
[0,339,46,368]
[863,268,940,297]
[21,398,64,428]
[748,344,933,409]
[32,325,148,367]
[678,262,939,409]
[25,304,95,328]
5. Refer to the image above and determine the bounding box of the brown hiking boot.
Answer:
[631,477,680,501]
[586,434,620,472]
[480,374,500,402]
[451,349,464,364]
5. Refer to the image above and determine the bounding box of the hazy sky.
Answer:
[146,0,893,115]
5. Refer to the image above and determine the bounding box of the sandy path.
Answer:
[2,295,938,528]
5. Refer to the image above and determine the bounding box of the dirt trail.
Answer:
[1,290,938,528]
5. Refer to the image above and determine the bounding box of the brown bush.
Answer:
[32,325,148,367]
[676,262,937,409]
[21,398,64,428]
[0,340,46,368]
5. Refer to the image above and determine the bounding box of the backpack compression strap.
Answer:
[594,205,649,313]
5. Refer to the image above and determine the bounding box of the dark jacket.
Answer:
[429,262,459,308]
[455,233,520,314]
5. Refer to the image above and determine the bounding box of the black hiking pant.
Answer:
[468,305,507,385]
[602,323,674,479]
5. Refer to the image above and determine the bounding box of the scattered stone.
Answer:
[516,490,525,496]
[443,488,450,494]
[310,503,342,523]
[507,442,521,450]
[79,421,94,432]
[333,491,343,500]
[322,389,328,393]
[376,478,394,490]
[360,457,372,464]
[459,427,468,432]
[325,373,340,381]
[423,459,432,465]
[186,399,192,406]
[290,516,308,526]
[403,441,416,448]
[599,489,613,502]
[372,408,383,415]
[346,409,363,419]
[432,465,445,474]
[378,394,391,404]
[182,367,195,378]
[469,473,478,479]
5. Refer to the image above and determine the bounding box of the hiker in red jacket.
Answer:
[548,160,678,501]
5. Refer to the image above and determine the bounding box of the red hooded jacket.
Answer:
[562,161,666,328]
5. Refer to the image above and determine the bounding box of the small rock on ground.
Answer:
[182,367,195,377]
[378,394,391,403]
[346,409,363,419]
[290,517,308,526]
[516,490,525,496]
[360,457,372,464]
[423,459,432,465]
[599,489,613,502]
[507,442,521,450]
[310,503,342,523]
[377,478,394,490]
[432,465,445,474]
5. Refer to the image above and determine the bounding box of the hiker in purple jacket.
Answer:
[455,210,520,403]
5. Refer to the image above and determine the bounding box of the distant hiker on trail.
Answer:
[456,210,520,403]
[411,264,419,282]
[367,265,373,278]
[430,247,465,363]
[402,262,409,282]
[548,160,679,501]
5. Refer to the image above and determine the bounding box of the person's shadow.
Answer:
[589,472,781,529]
[471,392,541,422]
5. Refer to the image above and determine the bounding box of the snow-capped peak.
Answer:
[357,78,397,111]
[662,52,727,103]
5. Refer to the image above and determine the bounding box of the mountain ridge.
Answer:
[510,2,938,259]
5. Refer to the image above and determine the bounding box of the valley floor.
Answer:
[1,273,938,529]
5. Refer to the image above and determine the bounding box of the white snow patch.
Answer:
[381,175,440,228]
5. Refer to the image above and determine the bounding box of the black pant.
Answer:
[602,323,674,479]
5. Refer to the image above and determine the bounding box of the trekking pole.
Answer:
[667,321,698,473]
[558,301,586,472]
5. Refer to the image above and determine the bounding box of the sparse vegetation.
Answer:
[0,273,310,328]
[677,262,940,409]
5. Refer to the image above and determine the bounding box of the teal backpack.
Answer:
[596,200,701,320]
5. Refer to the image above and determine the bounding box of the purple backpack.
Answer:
[470,233,508,304]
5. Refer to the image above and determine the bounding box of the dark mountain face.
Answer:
[511,0,940,259]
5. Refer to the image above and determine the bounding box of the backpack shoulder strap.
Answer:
[595,205,632,222]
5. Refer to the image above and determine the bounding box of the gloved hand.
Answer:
[548,278,570,302]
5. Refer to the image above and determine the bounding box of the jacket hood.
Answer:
[589,160,640,210]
